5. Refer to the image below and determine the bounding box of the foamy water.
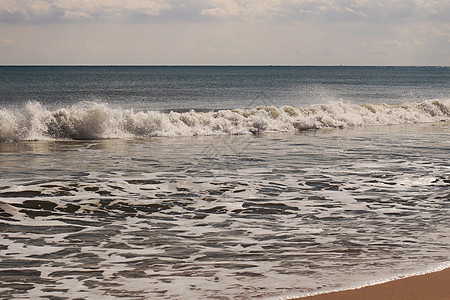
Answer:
[282,262,450,299]
[1,99,449,141]
[0,123,448,299]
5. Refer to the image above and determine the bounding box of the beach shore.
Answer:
[292,267,450,300]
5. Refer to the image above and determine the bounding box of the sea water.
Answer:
[0,66,449,299]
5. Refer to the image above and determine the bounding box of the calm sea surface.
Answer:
[0,66,449,299]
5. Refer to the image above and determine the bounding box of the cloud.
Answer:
[200,0,288,20]
[200,0,241,18]
[287,0,450,23]
[1,0,449,24]
[0,0,173,23]
[198,0,450,24]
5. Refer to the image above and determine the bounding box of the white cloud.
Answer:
[0,0,173,22]
[0,0,449,23]
[200,0,287,20]
[200,0,241,18]
[63,10,91,21]
[198,0,450,23]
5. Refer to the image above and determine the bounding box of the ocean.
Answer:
[0,66,449,299]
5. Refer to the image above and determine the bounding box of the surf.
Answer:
[0,99,449,141]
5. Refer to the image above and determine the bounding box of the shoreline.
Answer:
[286,267,450,300]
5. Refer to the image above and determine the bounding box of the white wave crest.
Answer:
[0,99,449,141]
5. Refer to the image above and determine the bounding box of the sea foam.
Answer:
[0,99,449,141]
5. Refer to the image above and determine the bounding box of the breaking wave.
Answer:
[0,99,449,141]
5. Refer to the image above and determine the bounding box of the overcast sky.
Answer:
[0,0,449,65]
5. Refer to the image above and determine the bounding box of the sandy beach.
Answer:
[293,267,450,300]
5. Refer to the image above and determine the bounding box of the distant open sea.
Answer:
[0,66,449,299]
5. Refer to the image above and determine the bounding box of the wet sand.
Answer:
[294,267,450,300]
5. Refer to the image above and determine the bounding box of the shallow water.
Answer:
[0,122,448,299]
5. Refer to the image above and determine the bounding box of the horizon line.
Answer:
[1,64,449,67]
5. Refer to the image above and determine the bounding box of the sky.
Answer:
[0,0,449,65]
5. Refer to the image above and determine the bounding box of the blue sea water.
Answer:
[1,66,449,111]
[0,66,449,299]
